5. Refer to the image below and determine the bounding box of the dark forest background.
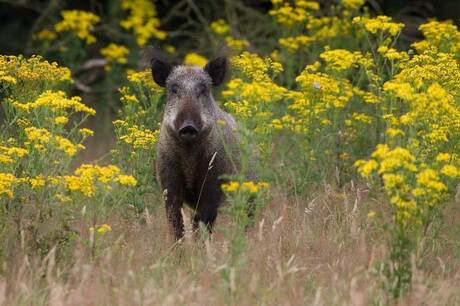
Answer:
[1,0,459,55]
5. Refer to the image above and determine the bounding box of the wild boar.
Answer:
[151,56,238,241]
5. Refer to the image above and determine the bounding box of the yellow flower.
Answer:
[100,43,129,64]
[55,10,100,44]
[382,173,404,189]
[55,193,72,203]
[0,73,17,85]
[165,45,176,54]
[96,224,112,235]
[184,53,208,67]
[341,0,364,10]
[55,136,78,156]
[225,36,249,52]
[25,127,51,143]
[320,49,362,72]
[241,181,259,193]
[116,175,137,186]
[222,181,268,193]
[13,90,96,116]
[0,145,28,160]
[269,0,316,27]
[279,35,312,51]
[417,169,447,192]
[0,173,17,198]
[54,116,68,124]
[355,159,378,178]
[440,165,458,177]
[258,182,270,189]
[61,164,127,197]
[29,176,46,189]
[353,15,404,37]
[222,181,239,192]
[436,153,451,162]
[120,0,166,46]
[386,128,405,138]
[119,126,159,149]
[210,19,230,35]
[36,29,57,41]
[126,70,164,95]
[352,112,372,124]
[63,175,94,197]
[79,128,94,137]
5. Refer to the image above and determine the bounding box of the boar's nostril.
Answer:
[178,124,199,142]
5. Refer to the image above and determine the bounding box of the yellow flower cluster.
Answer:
[377,46,409,62]
[24,127,83,156]
[269,0,318,27]
[355,143,455,225]
[413,20,460,56]
[230,52,283,82]
[341,0,365,10]
[63,164,137,197]
[0,55,140,208]
[221,181,269,193]
[118,124,159,150]
[225,37,250,52]
[0,55,71,86]
[0,173,18,198]
[112,64,167,193]
[126,69,164,95]
[0,145,28,165]
[383,53,460,147]
[352,15,404,37]
[307,16,352,42]
[100,43,129,64]
[120,0,166,46]
[320,48,363,72]
[209,19,249,52]
[24,127,51,144]
[223,54,286,134]
[279,35,312,51]
[12,90,96,116]
[55,10,100,44]
[295,70,354,108]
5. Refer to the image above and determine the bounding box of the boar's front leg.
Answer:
[158,159,185,241]
[163,191,183,241]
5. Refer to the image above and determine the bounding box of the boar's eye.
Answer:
[197,83,207,96]
[169,84,179,95]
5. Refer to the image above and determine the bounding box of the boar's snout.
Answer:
[178,120,199,143]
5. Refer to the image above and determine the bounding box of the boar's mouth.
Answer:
[166,122,213,146]
[178,121,199,143]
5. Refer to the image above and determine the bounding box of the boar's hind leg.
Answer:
[201,210,218,233]
[194,180,222,235]
[192,208,218,238]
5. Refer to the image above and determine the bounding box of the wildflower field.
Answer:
[1,0,460,304]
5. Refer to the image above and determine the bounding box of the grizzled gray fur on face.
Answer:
[152,56,238,241]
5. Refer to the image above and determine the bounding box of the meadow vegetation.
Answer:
[1,0,460,304]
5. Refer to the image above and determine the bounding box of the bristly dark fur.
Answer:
[152,54,238,241]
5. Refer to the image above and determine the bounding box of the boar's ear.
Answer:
[151,58,172,87]
[204,57,227,87]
